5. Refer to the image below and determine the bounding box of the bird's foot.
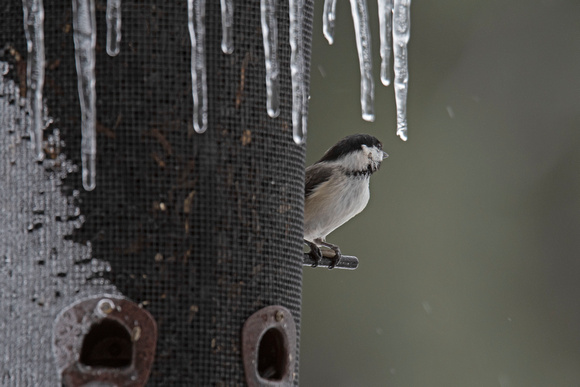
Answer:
[316,240,342,269]
[304,240,323,267]
[327,248,342,269]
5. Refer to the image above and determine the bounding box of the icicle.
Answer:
[350,0,374,122]
[393,0,410,141]
[260,0,280,118]
[188,0,208,134]
[72,0,97,190]
[289,0,307,144]
[322,0,338,45]
[106,0,121,56]
[220,0,234,54]
[377,0,393,86]
[22,0,46,160]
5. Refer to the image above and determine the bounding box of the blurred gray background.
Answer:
[300,0,580,386]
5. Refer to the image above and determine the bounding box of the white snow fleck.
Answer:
[105,0,122,56]
[187,0,208,134]
[260,0,280,118]
[22,0,46,160]
[498,375,511,387]
[72,0,98,190]
[446,105,454,118]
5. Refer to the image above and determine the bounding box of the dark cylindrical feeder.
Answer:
[0,0,312,384]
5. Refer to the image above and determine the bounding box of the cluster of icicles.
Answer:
[188,0,309,143]
[22,0,120,191]
[21,0,410,191]
[324,0,411,141]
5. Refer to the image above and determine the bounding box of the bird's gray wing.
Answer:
[305,163,333,198]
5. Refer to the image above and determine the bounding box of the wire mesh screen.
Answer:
[0,0,311,384]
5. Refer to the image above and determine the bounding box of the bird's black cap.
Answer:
[317,134,383,163]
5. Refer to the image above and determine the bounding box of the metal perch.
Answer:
[302,253,359,270]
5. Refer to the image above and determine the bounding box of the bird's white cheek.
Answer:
[371,148,383,163]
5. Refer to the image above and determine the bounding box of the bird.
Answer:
[304,134,388,268]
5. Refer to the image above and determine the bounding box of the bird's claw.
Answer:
[328,248,342,269]
[309,245,322,267]
[305,239,343,269]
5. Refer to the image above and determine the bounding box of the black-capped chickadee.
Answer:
[304,134,388,268]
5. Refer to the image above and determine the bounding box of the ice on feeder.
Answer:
[393,0,410,141]
[350,0,374,122]
[289,0,307,144]
[0,62,17,136]
[260,0,280,118]
[188,0,208,134]
[105,0,121,56]
[22,0,46,160]
[377,0,393,86]
[72,0,98,190]
[220,0,234,54]
[322,0,338,45]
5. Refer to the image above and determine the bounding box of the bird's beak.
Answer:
[382,150,389,160]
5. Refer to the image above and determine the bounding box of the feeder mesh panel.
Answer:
[0,0,311,385]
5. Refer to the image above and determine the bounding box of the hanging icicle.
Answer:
[350,0,374,122]
[322,0,338,45]
[377,0,393,86]
[188,0,208,134]
[105,0,121,57]
[260,0,280,118]
[220,0,234,54]
[22,0,46,160]
[392,0,411,141]
[72,0,98,190]
[289,0,307,144]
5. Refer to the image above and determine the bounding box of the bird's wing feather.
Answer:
[305,163,333,198]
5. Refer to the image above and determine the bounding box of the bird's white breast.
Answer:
[304,174,370,241]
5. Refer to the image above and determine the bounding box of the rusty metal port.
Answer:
[53,295,157,386]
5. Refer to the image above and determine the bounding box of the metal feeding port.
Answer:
[53,295,157,386]
[242,305,297,386]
